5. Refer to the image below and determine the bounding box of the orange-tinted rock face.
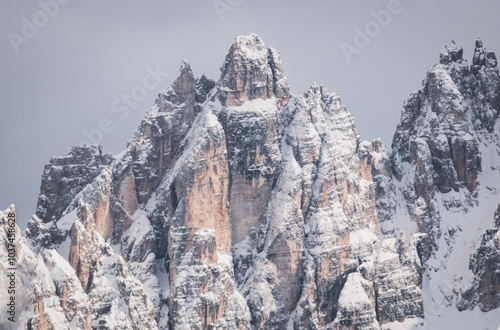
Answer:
[117,165,139,217]
[32,294,48,328]
[166,118,232,256]
[183,140,232,253]
[69,219,102,291]
[94,185,113,242]
[164,112,251,328]
[221,108,282,248]
[64,171,115,290]
[16,36,500,330]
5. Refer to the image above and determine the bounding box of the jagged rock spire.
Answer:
[473,38,499,69]
[9,35,500,330]
[439,41,464,64]
[157,60,195,112]
[218,33,289,106]
[471,38,500,132]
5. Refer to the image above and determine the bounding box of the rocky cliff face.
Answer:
[2,34,500,329]
[388,39,500,328]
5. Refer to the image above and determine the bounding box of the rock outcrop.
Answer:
[2,35,500,329]
[35,145,113,223]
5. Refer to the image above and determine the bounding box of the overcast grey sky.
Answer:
[1,0,499,229]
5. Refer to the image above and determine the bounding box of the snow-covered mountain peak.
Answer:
[4,37,500,330]
[217,34,289,106]
[439,41,464,65]
[179,59,191,71]
[232,33,267,61]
